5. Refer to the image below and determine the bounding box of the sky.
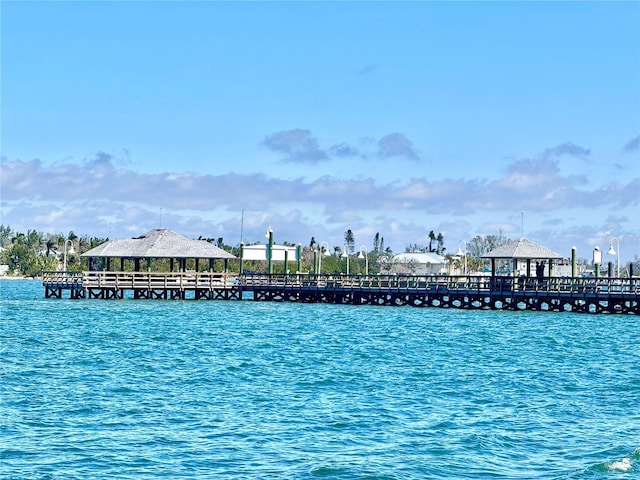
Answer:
[1,1,639,263]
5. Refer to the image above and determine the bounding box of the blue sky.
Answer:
[2,1,639,262]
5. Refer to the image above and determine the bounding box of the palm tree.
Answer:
[428,230,436,252]
[437,232,445,255]
[344,229,355,254]
[45,239,57,258]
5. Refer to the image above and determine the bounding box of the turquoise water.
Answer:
[1,279,638,479]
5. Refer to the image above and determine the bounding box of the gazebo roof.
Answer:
[481,237,563,260]
[81,229,236,259]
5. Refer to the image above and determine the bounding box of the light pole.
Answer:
[318,240,330,274]
[341,245,350,275]
[456,241,467,275]
[358,245,369,276]
[608,237,620,277]
[63,239,75,271]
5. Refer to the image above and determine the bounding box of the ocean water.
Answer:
[1,279,638,479]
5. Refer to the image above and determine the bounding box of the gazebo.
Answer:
[482,237,564,277]
[81,228,236,272]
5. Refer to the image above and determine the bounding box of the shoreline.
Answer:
[0,276,40,281]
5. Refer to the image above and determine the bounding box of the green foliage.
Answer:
[405,243,426,253]
[461,235,511,272]
[0,225,400,277]
[0,225,13,246]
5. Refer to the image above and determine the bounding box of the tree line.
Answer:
[0,225,109,277]
[1,224,531,277]
[0,225,407,276]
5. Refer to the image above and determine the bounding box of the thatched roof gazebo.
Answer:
[81,228,236,272]
[482,237,564,277]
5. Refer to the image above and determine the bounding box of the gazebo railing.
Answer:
[82,271,239,290]
[43,271,239,290]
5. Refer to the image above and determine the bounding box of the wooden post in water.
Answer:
[267,227,274,274]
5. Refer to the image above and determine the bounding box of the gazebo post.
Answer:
[313,249,317,274]
[284,250,289,274]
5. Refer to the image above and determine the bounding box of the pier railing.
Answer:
[240,273,640,295]
[41,270,84,288]
[43,271,239,290]
[42,271,640,296]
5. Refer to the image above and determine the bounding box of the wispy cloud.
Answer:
[623,134,640,153]
[262,129,329,164]
[377,133,420,160]
[329,143,360,158]
[2,148,638,257]
[356,64,377,75]
[3,152,637,221]
[262,129,421,163]
[542,142,591,159]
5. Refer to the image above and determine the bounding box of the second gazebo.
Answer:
[482,237,564,277]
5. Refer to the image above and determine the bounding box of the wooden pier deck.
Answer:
[43,271,241,300]
[43,271,640,314]
[241,274,639,314]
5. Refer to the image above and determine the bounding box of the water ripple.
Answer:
[1,281,639,478]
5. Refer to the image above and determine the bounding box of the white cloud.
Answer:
[1,145,638,260]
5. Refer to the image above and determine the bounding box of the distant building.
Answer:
[387,252,447,275]
[241,244,299,261]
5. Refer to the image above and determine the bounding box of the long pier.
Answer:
[42,271,640,314]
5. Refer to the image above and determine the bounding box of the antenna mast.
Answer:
[240,209,244,245]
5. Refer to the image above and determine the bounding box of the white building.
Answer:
[387,252,447,275]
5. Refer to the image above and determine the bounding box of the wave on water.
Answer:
[582,449,639,476]
[607,457,632,472]
[606,449,639,472]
